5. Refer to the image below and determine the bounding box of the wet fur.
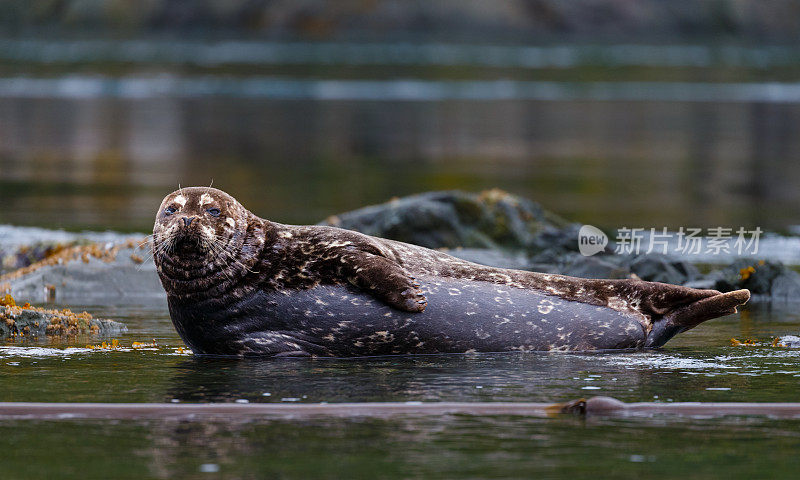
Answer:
[153,187,750,356]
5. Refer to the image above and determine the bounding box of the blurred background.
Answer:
[1,0,800,232]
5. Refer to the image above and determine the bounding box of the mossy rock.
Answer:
[0,303,127,339]
[321,189,573,253]
[710,259,800,300]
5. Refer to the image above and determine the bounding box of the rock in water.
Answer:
[321,189,573,252]
[0,295,126,339]
[712,260,800,300]
[0,238,164,304]
[0,224,146,275]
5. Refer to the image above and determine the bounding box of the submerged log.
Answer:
[1,397,800,420]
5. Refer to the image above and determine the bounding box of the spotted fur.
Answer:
[153,187,750,356]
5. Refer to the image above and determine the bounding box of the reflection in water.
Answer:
[2,413,800,479]
[2,83,800,231]
[138,415,800,479]
[163,354,658,404]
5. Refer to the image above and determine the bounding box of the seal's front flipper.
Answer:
[645,288,750,348]
[340,252,428,313]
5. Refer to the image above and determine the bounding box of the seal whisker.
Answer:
[205,232,261,274]
[210,243,259,276]
[136,235,154,250]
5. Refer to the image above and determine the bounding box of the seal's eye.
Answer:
[207,208,221,217]
[164,206,177,216]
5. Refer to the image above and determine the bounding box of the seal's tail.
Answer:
[645,288,750,348]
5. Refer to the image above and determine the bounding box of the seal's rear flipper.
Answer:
[645,289,750,348]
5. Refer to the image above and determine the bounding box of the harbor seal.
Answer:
[152,187,750,356]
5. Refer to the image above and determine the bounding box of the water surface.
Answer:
[1,300,799,478]
[3,75,800,232]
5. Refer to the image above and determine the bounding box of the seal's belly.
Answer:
[218,275,647,356]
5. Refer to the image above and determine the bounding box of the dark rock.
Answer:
[709,259,800,300]
[532,224,595,254]
[561,254,630,280]
[533,223,616,256]
[683,272,724,291]
[527,251,701,283]
[527,250,629,279]
[443,248,533,271]
[623,254,700,285]
[322,189,573,253]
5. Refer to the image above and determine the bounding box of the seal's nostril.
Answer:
[183,217,195,226]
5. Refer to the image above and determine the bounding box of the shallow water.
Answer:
[1,300,799,478]
[3,301,800,404]
[4,415,800,480]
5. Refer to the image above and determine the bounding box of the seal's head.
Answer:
[153,187,245,259]
[152,187,266,300]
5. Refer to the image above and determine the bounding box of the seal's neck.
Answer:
[155,213,272,301]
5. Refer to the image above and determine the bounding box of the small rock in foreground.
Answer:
[0,294,126,339]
